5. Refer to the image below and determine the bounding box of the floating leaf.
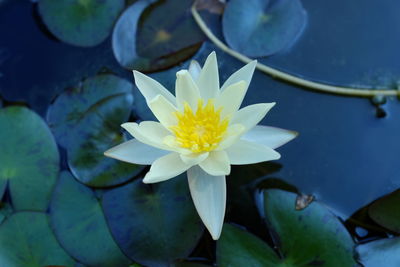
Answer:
[260,189,357,266]
[47,74,143,187]
[0,106,59,211]
[368,189,400,233]
[112,0,204,71]
[0,202,12,225]
[357,237,400,267]
[222,0,307,57]
[38,0,124,47]
[102,176,204,266]
[0,212,75,266]
[49,171,132,267]
[217,224,281,266]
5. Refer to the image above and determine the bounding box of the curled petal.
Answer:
[242,125,298,149]
[143,153,191,183]
[104,139,168,165]
[225,139,281,165]
[187,166,226,240]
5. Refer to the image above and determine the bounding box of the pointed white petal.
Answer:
[143,153,191,183]
[199,150,230,176]
[148,95,178,128]
[215,80,246,119]
[175,70,201,110]
[216,124,246,151]
[225,139,281,165]
[133,70,175,104]
[231,103,275,131]
[188,60,202,81]
[104,139,168,165]
[197,51,220,100]
[121,121,170,150]
[221,60,257,92]
[180,152,209,165]
[187,166,226,240]
[242,125,298,149]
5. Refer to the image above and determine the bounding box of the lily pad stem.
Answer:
[191,5,400,98]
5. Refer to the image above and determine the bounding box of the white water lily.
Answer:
[105,52,297,240]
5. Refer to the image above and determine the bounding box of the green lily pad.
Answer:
[112,0,204,71]
[102,175,204,266]
[217,224,281,266]
[260,189,357,266]
[0,212,75,266]
[222,0,307,57]
[0,106,59,211]
[368,189,400,233]
[357,237,400,267]
[49,171,132,267]
[0,202,12,225]
[38,0,124,47]
[47,74,144,187]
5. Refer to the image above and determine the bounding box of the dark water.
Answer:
[1,0,399,221]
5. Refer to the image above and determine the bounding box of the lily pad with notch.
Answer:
[0,212,75,266]
[112,0,204,72]
[222,0,307,57]
[218,189,357,266]
[0,106,59,211]
[49,171,132,266]
[102,175,204,266]
[47,74,144,187]
[38,0,124,47]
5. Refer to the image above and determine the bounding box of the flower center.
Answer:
[170,99,229,153]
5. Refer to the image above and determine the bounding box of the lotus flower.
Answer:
[105,52,297,240]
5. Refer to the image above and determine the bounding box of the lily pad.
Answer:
[217,224,281,266]
[38,0,124,47]
[49,171,132,267]
[112,0,204,71]
[357,237,400,267]
[47,74,144,187]
[259,189,357,266]
[102,175,204,266]
[222,0,307,57]
[0,106,59,211]
[0,212,75,266]
[368,189,400,233]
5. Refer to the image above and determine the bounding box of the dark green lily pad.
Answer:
[217,224,281,266]
[0,106,59,211]
[0,202,12,225]
[260,189,357,266]
[102,175,204,266]
[38,0,124,47]
[49,171,132,267]
[357,237,400,267]
[0,212,75,266]
[368,189,400,233]
[222,0,307,57]
[112,0,204,71]
[47,74,144,187]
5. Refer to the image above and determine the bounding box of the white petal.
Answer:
[242,125,298,149]
[215,80,246,119]
[133,70,175,104]
[188,60,202,81]
[216,124,246,151]
[104,139,168,165]
[187,166,226,240]
[225,139,281,165]
[143,153,191,183]
[199,150,230,176]
[122,121,170,150]
[231,103,275,131]
[221,60,257,92]
[180,152,209,165]
[148,95,178,128]
[175,70,201,110]
[197,51,220,100]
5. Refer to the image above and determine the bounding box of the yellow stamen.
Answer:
[170,99,229,153]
